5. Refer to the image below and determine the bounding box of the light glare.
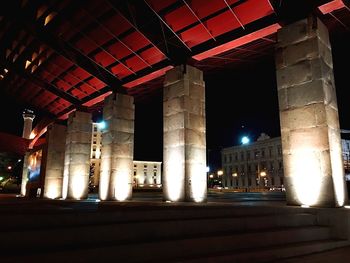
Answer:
[97,121,106,130]
[241,136,250,144]
[290,150,322,206]
[165,150,184,202]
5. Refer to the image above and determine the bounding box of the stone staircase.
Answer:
[0,202,349,262]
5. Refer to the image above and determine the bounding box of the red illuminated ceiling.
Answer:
[318,0,346,14]
[192,23,281,61]
[147,0,275,48]
[0,0,349,125]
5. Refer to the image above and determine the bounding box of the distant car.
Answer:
[269,186,285,192]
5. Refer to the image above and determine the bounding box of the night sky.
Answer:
[1,32,349,172]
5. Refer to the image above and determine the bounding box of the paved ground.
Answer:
[278,246,350,263]
[0,191,349,262]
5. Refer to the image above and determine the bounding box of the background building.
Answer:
[90,123,102,187]
[90,123,162,189]
[133,161,162,188]
[342,139,350,181]
[222,133,350,191]
[221,133,283,191]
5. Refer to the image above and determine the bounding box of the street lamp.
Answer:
[217,170,223,176]
[257,170,267,190]
[241,136,250,145]
[232,172,238,189]
[208,174,214,188]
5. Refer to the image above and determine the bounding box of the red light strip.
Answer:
[82,91,113,107]
[318,0,345,14]
[58,109,76,120]
[123,65,174,88]
[29,127,47,149]
[192,23,281,61]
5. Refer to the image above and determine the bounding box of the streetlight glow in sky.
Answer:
[241,136,250,145]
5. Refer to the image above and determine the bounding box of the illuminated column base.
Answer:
[163,65,207,202]
[43,123,67,199]
[276,16,348,207]
[99,93,134,201]
[63,111,92,200]
[20,152,30,196]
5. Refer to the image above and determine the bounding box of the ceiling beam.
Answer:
[108,0,191,64]
[8,0,127,95]
[0,58,81,105]
[24,22,127,94]
[191,14,279,57]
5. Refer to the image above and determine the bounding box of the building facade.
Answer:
[133,161,162,188]
[342,139,350,181]
[90,123,103,186]
[90,123,162,188]
[221,133,284,190]
[222,133,350,190]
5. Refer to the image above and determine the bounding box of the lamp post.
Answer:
[217,170,223,187]
[208,174,214,188]
[232,172,238,189]
[257,170,267,190]
[240,136,249,192]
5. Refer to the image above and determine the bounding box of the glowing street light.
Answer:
[257,170,268,188]
[217,170,223,176]
[97,121,106,130]
[232,172,238,177]
[241,136,250,145]
[7,166,12,170]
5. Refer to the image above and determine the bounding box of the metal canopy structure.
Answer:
[0,0,349,123]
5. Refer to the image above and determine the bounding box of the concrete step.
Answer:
[0,226,332,261]
[179,239,350,263]
[0,203,313,231]
[0,213,317,251]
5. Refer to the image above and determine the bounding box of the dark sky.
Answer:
[1,32,350,172]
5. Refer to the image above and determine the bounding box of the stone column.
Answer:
[20,152,30,196]
[43,123,67,199]
[275,16,348,207]
[99,93,134,201]
[62,111,92,200]
[163,65,207,202]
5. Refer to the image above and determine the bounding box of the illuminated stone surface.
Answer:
[63,111,92,200]
[43,123,67,199]
[163,65,207,202]
[99,93,134,201]
[276,16,348,207]
[20,152,30,196]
